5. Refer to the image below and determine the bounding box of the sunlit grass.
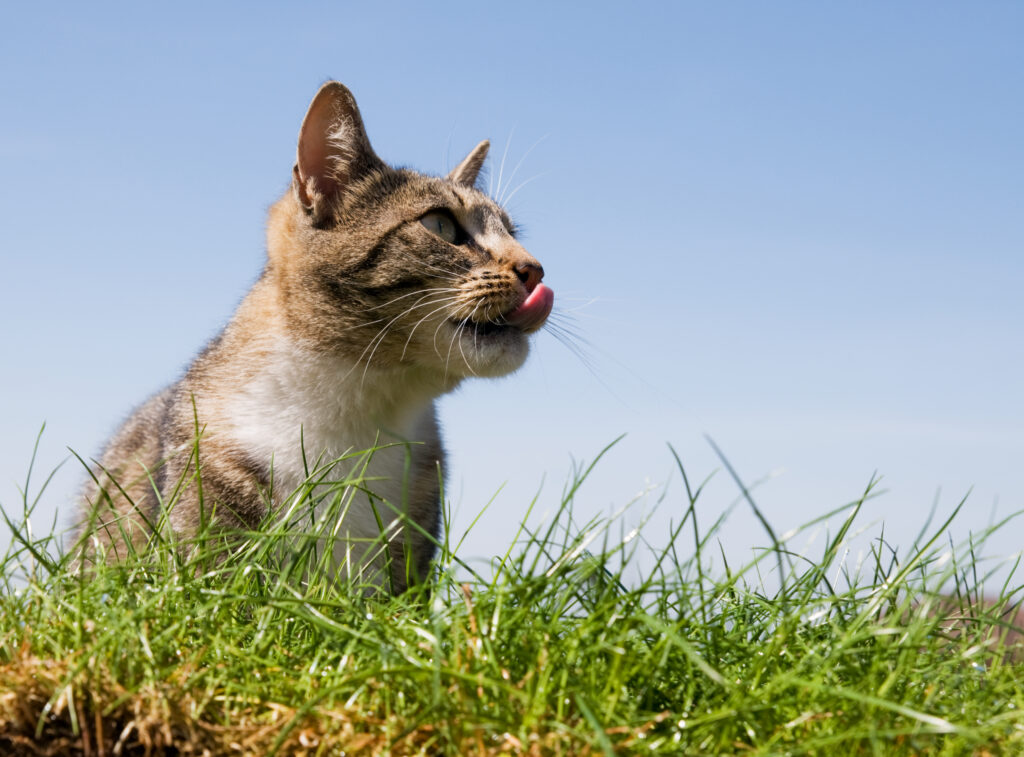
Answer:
[1,434,1022,755]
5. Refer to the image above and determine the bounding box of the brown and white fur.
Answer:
[74,82,553,591]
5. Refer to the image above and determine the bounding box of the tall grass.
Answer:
[1,435,1022,755]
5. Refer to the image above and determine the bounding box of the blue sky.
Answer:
[2,3,1021,575]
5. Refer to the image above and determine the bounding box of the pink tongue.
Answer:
[505,283,554,333]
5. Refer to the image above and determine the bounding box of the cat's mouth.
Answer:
[455,284,555,336]
[463,320,515,338]
[505,283,554,333]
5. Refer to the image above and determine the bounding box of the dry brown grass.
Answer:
[0,647,624,757]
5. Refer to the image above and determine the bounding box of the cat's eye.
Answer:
[420,211,462,244]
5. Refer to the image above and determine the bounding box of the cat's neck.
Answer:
[197,281,456,466]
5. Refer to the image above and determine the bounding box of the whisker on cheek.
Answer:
[399,299,463,362]
[347,293,461,384]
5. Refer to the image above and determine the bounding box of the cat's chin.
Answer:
[442,322,530,378]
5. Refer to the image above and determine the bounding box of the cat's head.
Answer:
[266,81,553,384]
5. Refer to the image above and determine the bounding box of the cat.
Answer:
[74,81,554,591]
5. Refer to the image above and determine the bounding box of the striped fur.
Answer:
[74,82,550,591]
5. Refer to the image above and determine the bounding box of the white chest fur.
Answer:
[214,338,444,556]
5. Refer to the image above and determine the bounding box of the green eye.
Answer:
[420,211,460,244]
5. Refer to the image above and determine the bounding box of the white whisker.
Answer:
[501,171,549,208]
[348,293,461,385]
[420,258,472,277]
[494,127,515,202]
[545,321,602,380]
[443,319,464,381]
[400,297,463,361]
[366,286,459,312]
[497,134,548,206]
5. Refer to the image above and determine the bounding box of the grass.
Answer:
[1,435,1022,756]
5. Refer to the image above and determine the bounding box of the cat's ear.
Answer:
[448,140,490,188]
[293,81,381,222]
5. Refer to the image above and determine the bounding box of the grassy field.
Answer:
[1,437,1022,755]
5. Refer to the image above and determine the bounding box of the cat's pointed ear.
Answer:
[293,81,381,222]
[448,140,490,188]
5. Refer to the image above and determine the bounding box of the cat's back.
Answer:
[77,385,175,557]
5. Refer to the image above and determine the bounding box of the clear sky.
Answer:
[2,3,1021,577]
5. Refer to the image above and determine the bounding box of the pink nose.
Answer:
[514,262,544,292]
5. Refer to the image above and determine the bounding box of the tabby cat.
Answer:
[75,81,554,591]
